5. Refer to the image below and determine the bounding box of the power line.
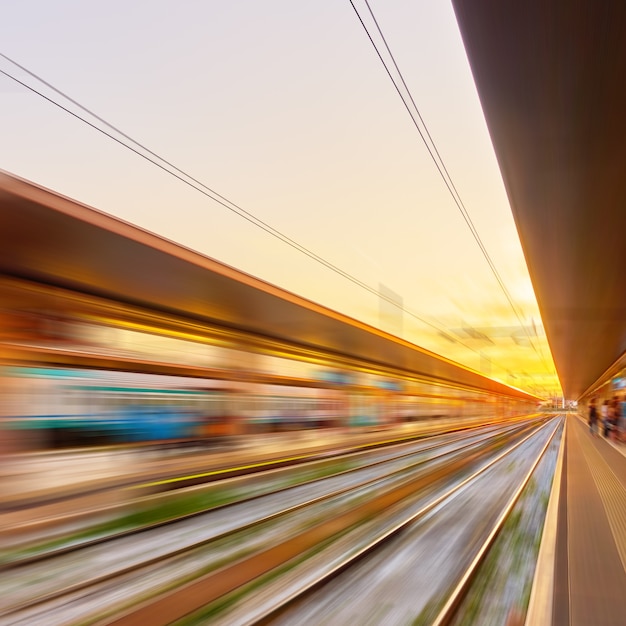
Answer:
[348,0,555,376]
[0,53,503,367]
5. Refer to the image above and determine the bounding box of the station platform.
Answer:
[548,414,626,625]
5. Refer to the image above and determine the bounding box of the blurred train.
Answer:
[4,366,344,447]
[3,363,530,450]
[0,278,538,451]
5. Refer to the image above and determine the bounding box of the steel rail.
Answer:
[98,419,553,626]
[1,420,543,622]
[3,418,534,570]
[223,417,561,626]
[429,416,563,626]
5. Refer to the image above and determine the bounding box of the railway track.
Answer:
[221,416,563,626]
[3,421,500,546]
[2,419,530,568]
[0,416,551,625]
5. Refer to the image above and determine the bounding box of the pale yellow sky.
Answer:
[0,1,561,397]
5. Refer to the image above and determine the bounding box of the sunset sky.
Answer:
[0,1,562,398]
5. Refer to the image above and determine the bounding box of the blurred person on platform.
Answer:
[588,398,599,436]
[600,399,610,437]
[620,395,626,442]
[611,396,622,441]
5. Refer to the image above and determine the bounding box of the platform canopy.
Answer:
[0,171,537,400]
[452,2,626,399]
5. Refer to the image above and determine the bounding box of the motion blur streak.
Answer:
[0,276,539,503]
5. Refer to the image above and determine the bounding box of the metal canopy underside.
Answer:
[452,2,626,399]
[0,171,532,399]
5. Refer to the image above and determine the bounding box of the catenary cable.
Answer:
[348,0,555,376]
[350,0,548,364]
[0,59,486,359]
[0,58,552,383]
[0,54,542,382]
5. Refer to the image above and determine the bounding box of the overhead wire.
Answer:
[1,55,559,387]
[348,0,555,377]
[0,52,501,366]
